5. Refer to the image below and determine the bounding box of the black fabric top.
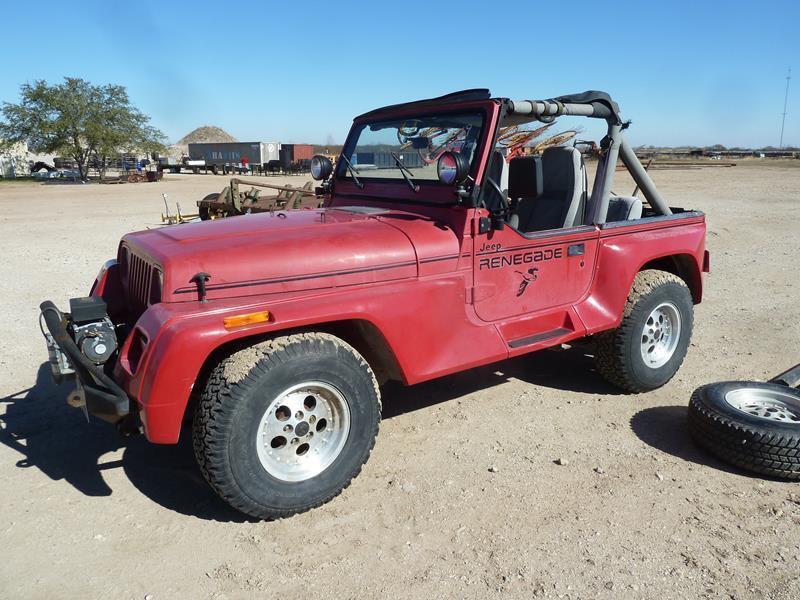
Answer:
[355,89,621,123]
[356,89,491,120]
[551,90,621,124]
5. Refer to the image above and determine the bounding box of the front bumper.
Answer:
[39,300,130,423]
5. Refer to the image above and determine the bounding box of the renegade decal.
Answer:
[478,248,563,270]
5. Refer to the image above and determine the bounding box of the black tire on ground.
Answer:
[688,381,800,479]
[193,332,381,520]
[594,269,693,392]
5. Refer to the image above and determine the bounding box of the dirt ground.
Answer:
[1,164,800,600]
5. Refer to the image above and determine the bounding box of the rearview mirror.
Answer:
[437,151,469,185]
[310,155,333,180]
[410,136,429,150]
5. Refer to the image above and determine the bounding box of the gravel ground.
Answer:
[1,165,799,599]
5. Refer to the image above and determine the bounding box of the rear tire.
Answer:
[193,333,381,520]
[594,269,693,392]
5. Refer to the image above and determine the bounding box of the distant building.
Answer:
[0,140,29,177]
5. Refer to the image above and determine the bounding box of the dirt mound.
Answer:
[176,126,238,145]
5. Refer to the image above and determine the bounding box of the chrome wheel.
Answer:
[256,381,351,482]
[724,388,800,423]
[640,301,681,369]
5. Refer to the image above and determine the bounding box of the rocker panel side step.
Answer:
[508,327,572,349]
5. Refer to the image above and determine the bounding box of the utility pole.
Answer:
[780,67,791,148]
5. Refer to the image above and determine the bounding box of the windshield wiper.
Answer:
[391,152,419,193]
[339,153,364,189]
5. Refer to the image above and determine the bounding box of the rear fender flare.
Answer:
[577,242,705,335]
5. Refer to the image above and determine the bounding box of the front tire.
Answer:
[193,333,381,520]
[595,270,693,392]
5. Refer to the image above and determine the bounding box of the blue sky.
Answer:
[1,0,798,147]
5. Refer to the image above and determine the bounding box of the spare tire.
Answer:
[688,381,800,479]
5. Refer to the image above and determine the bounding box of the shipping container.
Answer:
[279,143,315,168]
[290,144,314,162]
[188,142,281,166]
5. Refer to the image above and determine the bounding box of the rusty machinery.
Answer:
[161,178,322,224]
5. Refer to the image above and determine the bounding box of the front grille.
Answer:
[120,245,162,316]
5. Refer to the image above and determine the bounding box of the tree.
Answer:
[0,78,165,180]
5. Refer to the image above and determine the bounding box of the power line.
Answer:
[780,67,791,148]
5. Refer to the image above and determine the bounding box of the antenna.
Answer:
[780,67,791,148]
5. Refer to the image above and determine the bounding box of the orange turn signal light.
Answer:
[223,311,271,330]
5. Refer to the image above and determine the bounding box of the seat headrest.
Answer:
[541,146,582,193]
[508,156,543,199]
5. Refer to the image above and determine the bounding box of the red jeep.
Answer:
[41,90,708,519]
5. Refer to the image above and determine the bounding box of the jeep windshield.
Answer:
[338,112,485,185]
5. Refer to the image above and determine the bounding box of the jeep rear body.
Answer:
[43,89,707,444]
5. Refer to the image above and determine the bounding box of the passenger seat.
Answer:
[508,147,587,232]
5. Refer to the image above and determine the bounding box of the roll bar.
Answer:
[506,94,672,222]
[507,100,610,120]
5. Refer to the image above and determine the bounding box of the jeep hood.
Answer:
[120,208,459,303]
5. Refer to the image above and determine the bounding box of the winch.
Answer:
[68,297,117,365]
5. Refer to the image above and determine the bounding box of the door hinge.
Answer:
[472,216,491,235]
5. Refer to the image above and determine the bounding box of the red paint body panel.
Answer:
[575,218,706,333]
[114,271,509,443]
[91,97,707,444]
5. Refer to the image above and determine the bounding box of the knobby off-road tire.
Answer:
[193,333,381,520]
[689,381,800,479]
[595,269,693,392]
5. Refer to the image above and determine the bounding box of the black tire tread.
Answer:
[688,384,800,479]
[192,332,381,519]
[595,269,690,392]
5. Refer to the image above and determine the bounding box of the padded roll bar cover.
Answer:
[508,156,543,200]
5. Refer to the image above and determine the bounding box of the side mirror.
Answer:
[437,151,469,185]
[310,155,333,180]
